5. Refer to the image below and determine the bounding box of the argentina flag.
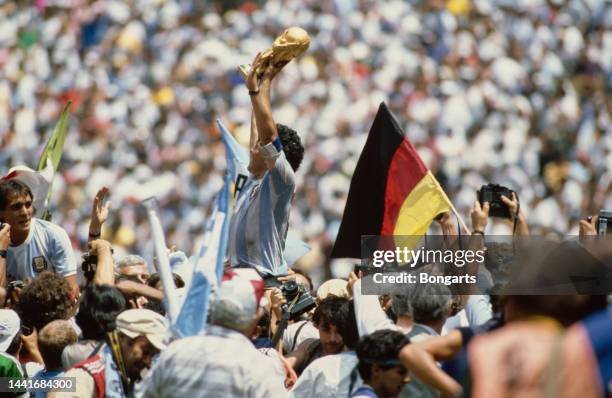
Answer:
[174,120,249,337]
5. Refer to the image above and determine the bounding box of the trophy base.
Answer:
[238,64,251,81]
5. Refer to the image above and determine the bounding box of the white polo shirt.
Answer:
[6,218,76,280]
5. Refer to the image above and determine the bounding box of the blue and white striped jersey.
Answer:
[227,152,295,276]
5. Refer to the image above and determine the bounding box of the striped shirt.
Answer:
[227,152,295,276]
[136,325,287,398]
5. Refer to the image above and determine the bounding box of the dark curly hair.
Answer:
[76,284,127,340]
[356,329,410,381]
[312,296,359,350]
[17,271,74,331]
[277,123,304,172]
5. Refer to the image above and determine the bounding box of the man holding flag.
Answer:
[227,54,304,278]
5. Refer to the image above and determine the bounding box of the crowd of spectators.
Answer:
[0,1,612,395]
[1,0,610,282]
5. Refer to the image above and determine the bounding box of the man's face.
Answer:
[317,323,344,355]
[379,366,410,398]
[119,264,150,284]
[0,193,34,235]
[123,335,159,381]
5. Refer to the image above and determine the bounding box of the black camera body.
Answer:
[597,210,612,236]
[478,184,517,218]
[7,280,24,293]
[280,280,316,321]
[82,252,98,280]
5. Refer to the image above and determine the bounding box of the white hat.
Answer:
[211,268,266,328]
[115,309,167,350]
[316,279,349,301]
[0,310,20,352]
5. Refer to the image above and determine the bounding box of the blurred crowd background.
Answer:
[1,0,611,283]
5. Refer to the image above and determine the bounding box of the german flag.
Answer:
[331,102,453,259]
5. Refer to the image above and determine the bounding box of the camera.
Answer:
[6,280,24,306]
[477,184,517,219]
[280,279,316,321]
[82,252,98,280]
[7,280,24,293]
[597,210,612,236]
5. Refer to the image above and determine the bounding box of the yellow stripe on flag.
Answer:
[392,171,452,249]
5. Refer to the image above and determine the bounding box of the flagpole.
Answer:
[142,197,180,324]
[448,203,471,235]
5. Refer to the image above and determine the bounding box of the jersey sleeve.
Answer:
[269,152,295,193]
[49,226,77,277]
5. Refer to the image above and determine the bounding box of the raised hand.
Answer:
[579,216,597,236]
[89,187,111,238]
[470,200,489,233]
[246,53,263,92]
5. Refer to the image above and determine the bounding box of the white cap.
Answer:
[316,279,349,301]
[0,310,20,352]
[115,309,167,350]
[211,268,266,328]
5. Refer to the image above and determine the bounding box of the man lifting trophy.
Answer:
[238,26,310,79]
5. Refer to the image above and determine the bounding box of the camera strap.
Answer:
[512,203,520,236]
[271,292,301,348]
[455,213,463,250]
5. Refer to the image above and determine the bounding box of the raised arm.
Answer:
[88,187,111,242]
[501,192,528,236]
[89,239,115,286]
[245,55,287,170]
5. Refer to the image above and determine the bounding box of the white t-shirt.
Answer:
[6,218,76,280]
[289,352,361,398]
[283,320,319,353]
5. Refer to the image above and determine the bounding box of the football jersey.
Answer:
[6,218,76,280]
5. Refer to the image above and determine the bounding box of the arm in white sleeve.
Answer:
[353,279,396,337]
[465,295,492,327]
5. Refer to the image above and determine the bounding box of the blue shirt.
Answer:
[350,385,379,398]
[32,369,64,398]
[227,152,295,276]
[6,218,76,281]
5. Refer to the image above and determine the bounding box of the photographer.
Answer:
[285,295,356,375]
[476,185,529,236]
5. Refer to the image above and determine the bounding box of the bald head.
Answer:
[39,320,78,371]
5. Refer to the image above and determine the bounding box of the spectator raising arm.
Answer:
[88,187,111,242]
[88,239,114,286]
[500,193,529,236]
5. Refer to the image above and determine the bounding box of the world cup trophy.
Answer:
[239,27,310,80]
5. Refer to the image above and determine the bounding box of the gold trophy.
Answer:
[239,27,310,80]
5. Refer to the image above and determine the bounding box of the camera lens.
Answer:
[281,280,299,299]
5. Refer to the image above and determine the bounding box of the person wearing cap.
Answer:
[351,330,411,398]
[0,179,77,294]
[137,268,286,397]
[0,309,26,397]
[51,309,166,398]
